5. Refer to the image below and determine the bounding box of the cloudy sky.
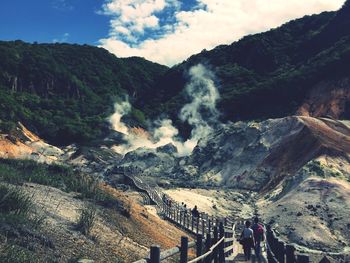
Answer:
[0,0,345,66]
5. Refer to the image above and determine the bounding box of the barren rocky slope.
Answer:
[109,115,350,253]
[0,125,190,262]
[1,113,350,256]
[187,116,350,253]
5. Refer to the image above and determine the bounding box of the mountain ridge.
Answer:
[1,2,350,145]
[150,3,350,124]
[0,41,167,145]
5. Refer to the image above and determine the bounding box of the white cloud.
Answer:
[101,0,171,40]
[99,0,345,66]
[53,32,70,43]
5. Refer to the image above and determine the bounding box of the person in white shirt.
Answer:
[240,220,255,261]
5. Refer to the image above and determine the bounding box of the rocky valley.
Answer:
[1,1,350,262]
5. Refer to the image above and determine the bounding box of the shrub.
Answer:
[75,204,96,236]
[0,158,122,219]
[0,244,40,263]
[0,184,45,229]
[0,158,108,201]
[307,160,325,177]
[120,204,131,218]
[0,184,32,216]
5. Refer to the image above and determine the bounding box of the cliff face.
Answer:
[297,77,350,119]
[180,116,350,251]
[0,122,64,162]
[187,116,350,190]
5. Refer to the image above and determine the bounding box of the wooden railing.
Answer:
[265,225,336,263]
[123,169,340,263]
[133,237,196,263]
[121,171,236,262]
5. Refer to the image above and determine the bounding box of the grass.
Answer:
[0,184,32,215]
[0,158,116,203]
[307,160,325,177]
[0,158,125,225]
[0,244,41,263]
[305,160,348,181]
[0,158,127,260]
[0,158,85,192]
[75,204,96,236]
[0,184,44,229]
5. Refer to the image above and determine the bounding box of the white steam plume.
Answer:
[109,101,131,134]
[109,63,219,156]
[180,64,219,149]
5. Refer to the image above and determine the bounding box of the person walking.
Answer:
[191,205,199,218]
[251,217,265,262]
[240,220,255,261]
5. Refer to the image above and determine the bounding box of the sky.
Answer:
[0,0,346,66]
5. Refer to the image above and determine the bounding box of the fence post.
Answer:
[168,203,170,219]
[277,240,286,263]
[219,222,225,263]
[204,232,212,263]
[150,245,160,263]
[176,206,179,223]
[186,209,191,229]
[297,255,309,263]
[266,224,273,260]
[196,215,200,234]
[192,214,195,232]
[180,236,188,263]
[286,244,296,263]
[213,226,219,263]
[202,216,205,235]
[208,219,212,234]
[196,234,203,263]
[179,209,182,226]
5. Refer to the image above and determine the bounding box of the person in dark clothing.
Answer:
[251,217,265,261]
[191,205,199,218]
[183,204,188,217]
[240,220,255,261]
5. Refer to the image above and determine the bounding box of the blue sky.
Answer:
[0,0,109,44]
[0,0,345,65]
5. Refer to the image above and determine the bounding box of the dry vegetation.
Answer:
[0,161,190,263]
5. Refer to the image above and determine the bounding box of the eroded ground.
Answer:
[5,183,191,263]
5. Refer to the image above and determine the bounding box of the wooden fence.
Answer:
[265,225,341,263]
[122,172,236,262]
[121,168,345,263]
[134,234,227,263]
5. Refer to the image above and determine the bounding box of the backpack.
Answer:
[253,224,265,242]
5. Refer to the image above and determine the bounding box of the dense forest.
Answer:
[150,2,350,122]
[0,41,167,145]
[1,1,350,145]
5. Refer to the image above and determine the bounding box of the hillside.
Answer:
[150,2,350,125]
[1,3,350,146]
[0,126,189,262]
[0,41,167,145]
[1,1,350,261]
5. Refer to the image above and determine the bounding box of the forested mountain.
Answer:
[0,41,167,145]
[1,1,350,145]
[151,1,350,122]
